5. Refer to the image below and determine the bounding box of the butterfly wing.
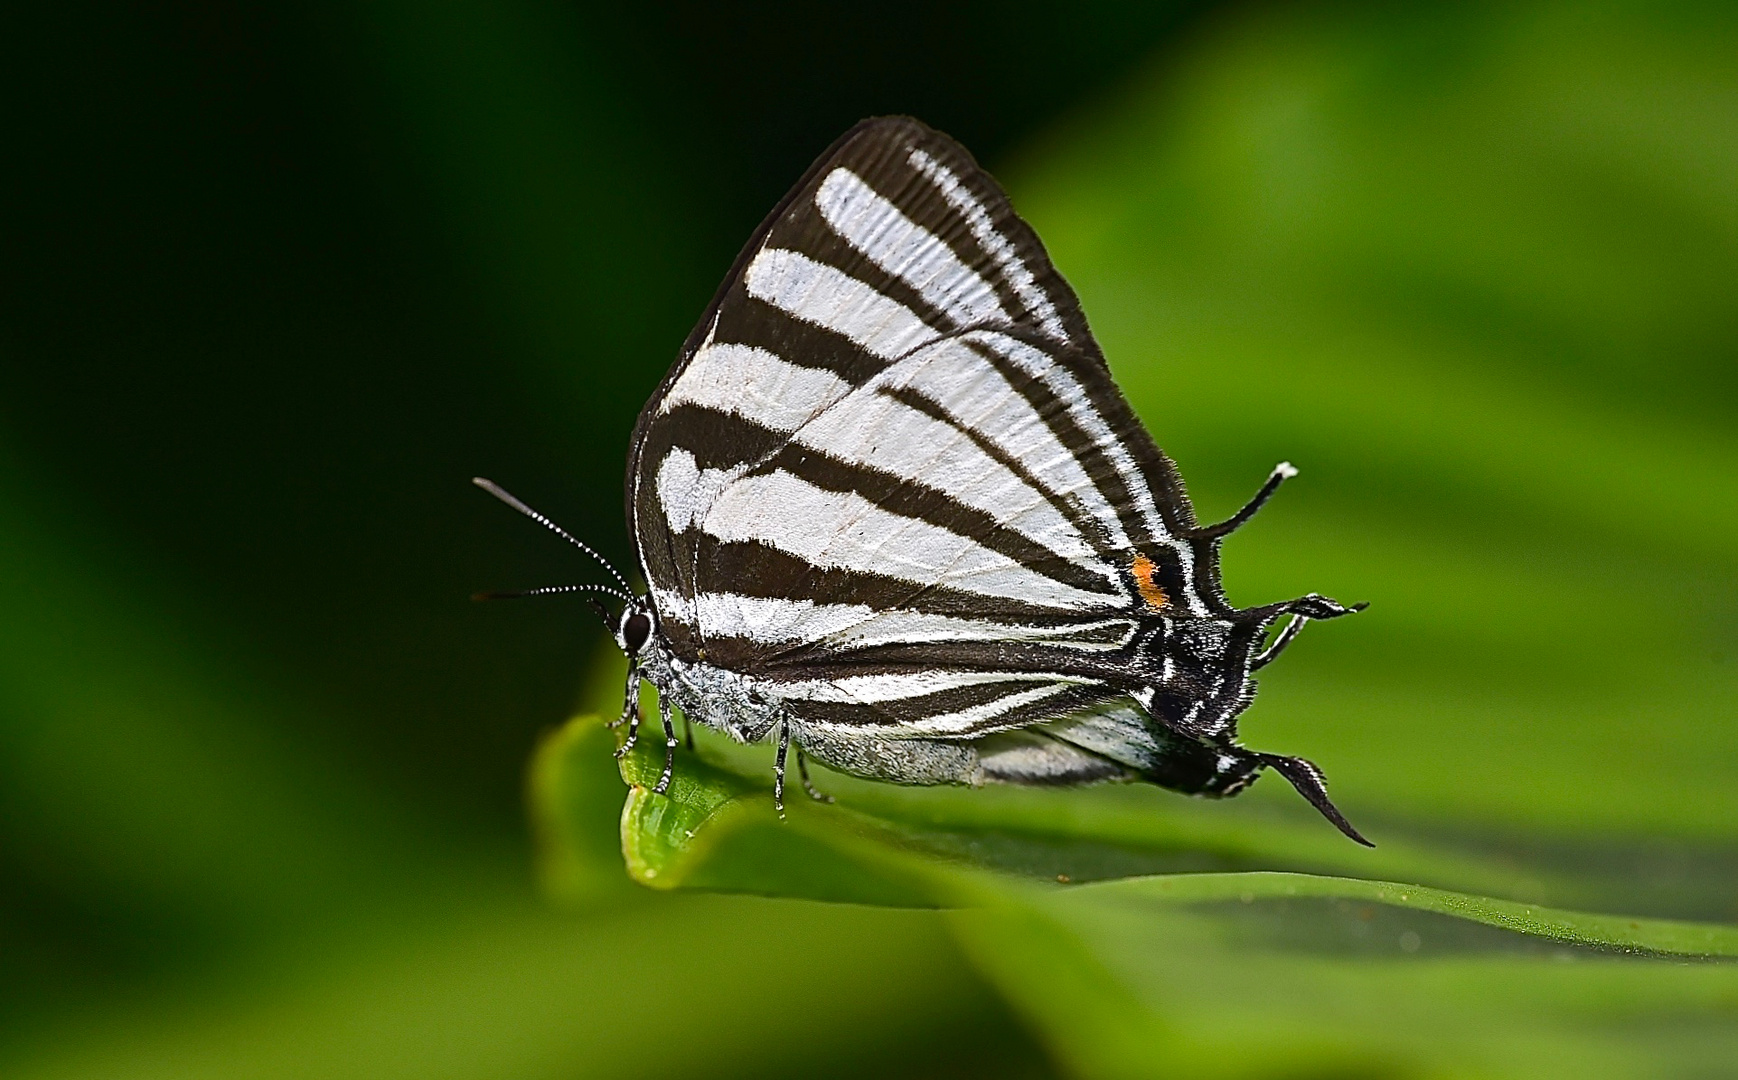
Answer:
[631,116,1102,654]
[630,117,1232,681]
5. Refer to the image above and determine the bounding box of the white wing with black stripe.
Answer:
[629,118,1230,737]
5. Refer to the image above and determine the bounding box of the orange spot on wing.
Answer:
[1130,554,1169,613]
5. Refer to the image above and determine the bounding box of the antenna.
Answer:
[472,478,634,597]
[471,583,631,604]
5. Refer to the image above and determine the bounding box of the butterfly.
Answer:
[478,116,1371,845]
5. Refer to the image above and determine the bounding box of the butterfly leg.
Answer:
[683,714,694,751]
[609,660,640,729]
[1254,594,1366,670]
[1288,592,1367,620]
[796,750,833,803]
[612,662,642,758]
[1192,462,1297,539]
[773,719,790,818]
[653,691,678,795]
[1252,614,1309,670]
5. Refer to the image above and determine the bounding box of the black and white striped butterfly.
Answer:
[479,117,1371,845]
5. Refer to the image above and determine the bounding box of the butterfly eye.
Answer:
[621,611,652,654]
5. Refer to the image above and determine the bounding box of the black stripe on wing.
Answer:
[700,622,1135,682]
[711,295,891,386]
[646,404,789,474]
[784,679,1116,738]
[694,536,1112,623]
[758,444,1120,598]
[765,634,1144,681]
[875,381,1124,568]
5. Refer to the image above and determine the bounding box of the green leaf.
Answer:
[541,711,1738,956]
[1069,873,1738,957]
[534,710,1738,1077]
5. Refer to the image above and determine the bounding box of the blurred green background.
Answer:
[3,1,1736,1077]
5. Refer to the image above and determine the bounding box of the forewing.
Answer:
[630,117,1224,685]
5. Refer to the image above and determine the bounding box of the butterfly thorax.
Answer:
[638,637,787,746]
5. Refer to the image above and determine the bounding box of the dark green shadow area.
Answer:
[6,1,1738,1078]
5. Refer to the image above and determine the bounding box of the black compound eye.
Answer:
[621,611,652,654]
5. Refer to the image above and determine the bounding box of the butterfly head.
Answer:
[615,600,657,658]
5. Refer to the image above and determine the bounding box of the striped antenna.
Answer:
[473,477,634,597]
[471,583,631,604]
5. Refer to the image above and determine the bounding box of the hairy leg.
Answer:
[796,750,833,803]
[612,661,642,757]
[653,691,678,795]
